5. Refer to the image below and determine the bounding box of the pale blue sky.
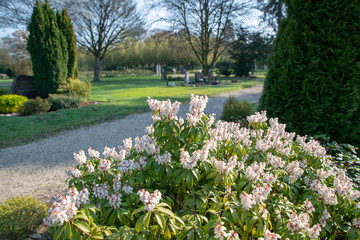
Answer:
[0,0,266,38]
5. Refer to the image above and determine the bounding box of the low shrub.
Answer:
[48,94,82,111]
[0,94,28,114]
[220,96,254,125]
[315,135,360,190]
[58,78,92,100]
[0,88,8,96]
[19,97,51,116]
[0,196,47,240]
[45,95,360,240]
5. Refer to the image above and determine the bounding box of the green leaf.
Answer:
[53,225,66,240]
[109,210,117,226]
[154,211,166,229]
[64,222,72,239]
[73,221,91,233]
[71,227,82,240]
[73,213,89,221]
[164,227,172,240]
[135,212,151,233]
[187,230,195,240]
[156,206,175,217]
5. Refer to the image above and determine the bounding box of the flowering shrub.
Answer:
[46,94,360,240]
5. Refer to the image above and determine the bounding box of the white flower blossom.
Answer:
[137,189,162,212]
[73,150,86,165]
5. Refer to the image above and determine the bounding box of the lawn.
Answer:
[0,75,263,148]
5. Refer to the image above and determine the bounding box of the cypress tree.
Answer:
[57,8,78,79]
[260,0,360,145]
[27,0,67,98]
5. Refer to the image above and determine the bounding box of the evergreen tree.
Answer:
[57,8,78,79]
[260,0,360,145]
[27,0,67,98]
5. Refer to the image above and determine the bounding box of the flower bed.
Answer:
[45,95,360,240]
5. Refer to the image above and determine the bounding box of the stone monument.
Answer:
[9,75,39,99]
[185,71,189,84]
[161,67,167,81]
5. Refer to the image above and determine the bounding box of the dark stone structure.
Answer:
[9,75,39,99]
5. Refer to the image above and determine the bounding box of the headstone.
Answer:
[208,68,213,82]
[161,67,166,81]
[156,64,161,76]
[185,71,189,84]
[264,64,268,70]
[195,70,203,83]
[9,75,39,99]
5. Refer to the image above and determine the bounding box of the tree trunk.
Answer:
[93,55,101,82]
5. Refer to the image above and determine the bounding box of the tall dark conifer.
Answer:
[27,0,67,98]
[57,8,78,79]
[260,0,360,145]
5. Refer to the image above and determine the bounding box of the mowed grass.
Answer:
[0,75,263,148]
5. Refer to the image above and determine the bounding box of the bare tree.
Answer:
[0,0,33,28]
[67,0,144,82]
[0,0,144,82]
[151,0,247,76]
[256,0,285,31]
[2,30,32,75]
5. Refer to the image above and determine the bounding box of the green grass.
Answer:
[0,78,13,92]
[0,75,263,148]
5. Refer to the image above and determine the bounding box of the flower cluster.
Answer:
[147,97,181,119]
[240,192,256,211]
[246,162,266,182]
[247,110,267,123]
[154,151,172,165]
[262,229,281,240]
[214,222,239,240]
[212,155,237,175]
[44,188,89,226]
[186,94,208,126]
[107,192,122,209]
[180,148,199,170]
[137,189,162,212]
[73,150,86,165]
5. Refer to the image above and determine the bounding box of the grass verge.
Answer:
[0,75,263,148]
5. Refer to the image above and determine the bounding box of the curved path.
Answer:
[0,83,263,203]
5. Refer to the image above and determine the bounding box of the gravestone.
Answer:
[184,71,189,84]
[9,75,39,99]
[161,67,167,81]
[156,64,161,76]
[195,70,203,83]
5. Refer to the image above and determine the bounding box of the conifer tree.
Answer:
[260,0,360,145]
[57,8,78,79]
[27,0,67,98]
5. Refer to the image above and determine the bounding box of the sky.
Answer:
[0,0,268,38]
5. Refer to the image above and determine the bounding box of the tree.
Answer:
[0,0,34,28]
[230,28,273,77]
[1,30,32,76]
[65,0,144,82]
[260,0,360,145]
[27,0,67,97]
[153,0,246,76]
[255,0,285,32]
[57,8,78,78]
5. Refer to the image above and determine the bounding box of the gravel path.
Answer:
[0,83,263,203]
